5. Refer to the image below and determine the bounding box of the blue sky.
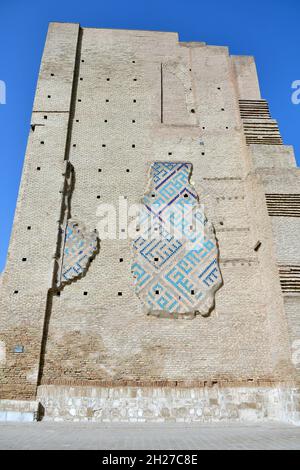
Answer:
[0,0,299,272]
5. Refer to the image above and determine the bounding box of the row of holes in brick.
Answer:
[38,119,230,131]
[38,140,208,155]
[34,152,208,170]
[56,289,197,297]
[49,70,223,97]
[75,102,227,115]
[13,288,196,296]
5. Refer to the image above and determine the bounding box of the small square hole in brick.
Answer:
[133,99,136,103]
[51,73,54,77]
[37,167,41,171]
[106,99,109,102]
[190,109,195,113]
[40,141,44,145]
[97,195,100,199]
[22,258,27,262]
[133,78,137,81]
[118,292,122,296]
[154,257,159,262]
[168,152,172,155]
[80,77,83,81]
[202,126,205,129]
[119,258,123,262]
[14,290,19,294]
[132,144,135,148]
[44,115,47,120]
[126,169,130,172]
[104,119,108,123]
[107,78,110,81]
[201,152,205,155]
[78,99,81,102]
[57,291,61,297]
[191,290,195,295]
[27,226,31,230]
[132,60,135,63]
[81,59,85,63]
[155,290,160,295]
[132,120,135,123]
[221,108,225,111]
[102,144,106,147]
[83,291,88,295]
[73,144,76,147]
[254,241,262,252]
[76,119,79,122]
[98,168,102,172]
[47,95,51,98]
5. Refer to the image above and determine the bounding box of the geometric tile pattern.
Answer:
[132,162,222,317]
[59,219,98,285]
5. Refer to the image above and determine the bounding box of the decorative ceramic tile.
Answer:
[59,219,98,285]
[132,162,222,317]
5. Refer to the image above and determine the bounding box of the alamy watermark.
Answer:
[291,80,300,104]
[0,80,6,104]
[95,197,205,250]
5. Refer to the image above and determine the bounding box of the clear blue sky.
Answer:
[0,0,299,272]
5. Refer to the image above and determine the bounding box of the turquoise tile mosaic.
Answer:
[132,162,222,317]
[59,220,98,285]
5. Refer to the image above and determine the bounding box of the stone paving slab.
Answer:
[0,422,299,450]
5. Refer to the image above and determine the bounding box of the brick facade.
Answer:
[0,23,299,422]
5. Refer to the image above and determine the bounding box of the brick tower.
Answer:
[0,23,299,423]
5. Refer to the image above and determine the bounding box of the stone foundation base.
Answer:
[36,385,300,425]
[0,400,40,422]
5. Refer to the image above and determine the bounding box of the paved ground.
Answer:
[0,421,299,450]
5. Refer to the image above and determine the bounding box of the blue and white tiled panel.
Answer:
[60,220,98,284]
[132,162,222,316]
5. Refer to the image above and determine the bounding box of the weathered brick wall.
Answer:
[250,145,300,375]
[0,23,80,399]
[0,23,299,401]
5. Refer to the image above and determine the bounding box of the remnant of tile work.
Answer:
[58,220,98,286]
[132,162,222,317]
